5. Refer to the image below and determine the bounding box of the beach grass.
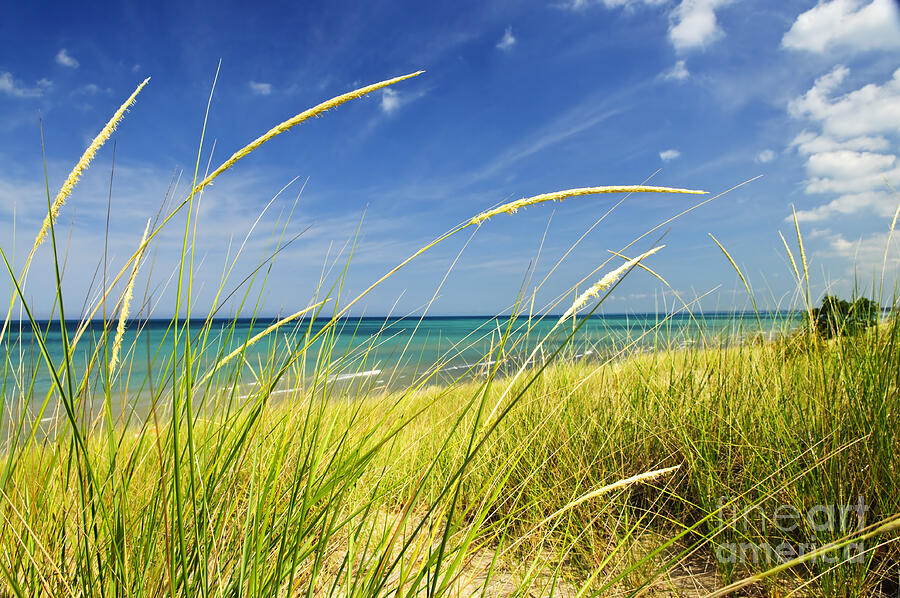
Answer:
[0,74,898,598]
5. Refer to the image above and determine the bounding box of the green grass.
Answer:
[2,324,898,596]
[0,73,898,597]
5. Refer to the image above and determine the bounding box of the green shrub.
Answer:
[810,295,880,339]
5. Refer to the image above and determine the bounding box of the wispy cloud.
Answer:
[379,87,428,115]
[661,59,690,81]
[659,149,681,161]
[783,0,900,54]
[565,0,667,10]
[496,26,517,50]
[0,72,50,98]
[55,48,79,68]
[755,149,776,163]
[471,84,640,181]
[249,81,273,95]
[73,83,110,95]
[380,88,400,113]
[814,227,900,278]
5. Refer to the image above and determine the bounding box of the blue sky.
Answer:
[1,0,899,318]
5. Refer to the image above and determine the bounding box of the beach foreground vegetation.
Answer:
[0,73,898,597]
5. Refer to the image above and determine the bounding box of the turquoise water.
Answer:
[3,312,798,419]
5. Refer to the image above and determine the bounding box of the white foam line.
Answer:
[332,369,381,382]
[236,387,295,400]
[234,368,383,400]
[235,349,598,399]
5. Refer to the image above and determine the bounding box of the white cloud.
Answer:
[55,48,79,68]
[659,149,681,161]
[73,83,107,95]
[662,59,690,80]
[816,229,900,276]
[668,0,731,51]
[570,0,729,52]
[783,0,900,54]
[804,166,900,195]
[249,81,273,95]
[755,149,776,163]
[806,150,895,179]
[789,65,900,222]
[602,0,668,7]
[380,88,401,113]
[496,26,516,50]
[378,87,428,115]
[790,131,890,154]
[0,72,47,98]
[789,65,900,138]
[794,190,899,221]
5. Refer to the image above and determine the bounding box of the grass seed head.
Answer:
[470,185,706,225]
[561,245,664,322]
[109,219,150,373]
[32,78,150,254]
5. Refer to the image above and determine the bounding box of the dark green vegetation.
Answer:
[810,295,880,339]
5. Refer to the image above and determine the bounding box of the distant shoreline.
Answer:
[8,310,807,327]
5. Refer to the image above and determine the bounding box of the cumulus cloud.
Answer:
[569,0,730,52]
[659,149,681,161]
[782,0,900,54]
[806,150,895,179]
[662,59,690,80]
[804,168,900,195]
[789,66,900,138]
[0,72,49,98]
[668,0,732,51]
[790,131,890,154]
[496,26,516,50]
[249,81,273,95]
[789,66,900,222]
[55,48,79,68]
[756,149,776,163]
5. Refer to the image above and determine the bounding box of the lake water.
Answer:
[2,312,799,423]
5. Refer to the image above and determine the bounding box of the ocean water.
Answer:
[2,312,798,419]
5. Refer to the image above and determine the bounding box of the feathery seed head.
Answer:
[470,185,705,225]
[560,245,664,322]
[198,300,328,386]
[109,219,150,373]
[190,71,423,198]
[33,78,150,252]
